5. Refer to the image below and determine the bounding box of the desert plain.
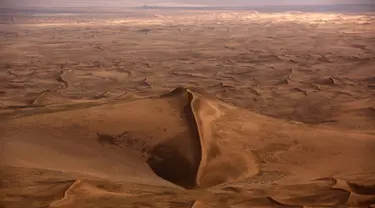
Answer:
[0,7,375,208]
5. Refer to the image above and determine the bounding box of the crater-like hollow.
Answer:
[146,88,202,189]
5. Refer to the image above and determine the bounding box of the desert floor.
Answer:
[0,10,375,208]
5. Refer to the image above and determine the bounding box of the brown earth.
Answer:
[0,10,375,208]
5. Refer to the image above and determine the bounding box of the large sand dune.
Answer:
[1,87,375,207]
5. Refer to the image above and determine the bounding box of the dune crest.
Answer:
[187,89,259,188]
[150,87,259,188]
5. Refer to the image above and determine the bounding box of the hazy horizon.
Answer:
[1,0,374,9]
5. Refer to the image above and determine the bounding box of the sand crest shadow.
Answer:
[147,87,258,189]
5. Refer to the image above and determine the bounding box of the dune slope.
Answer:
[1,87,375,208]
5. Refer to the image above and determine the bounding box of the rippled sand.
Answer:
[1,10,375,208]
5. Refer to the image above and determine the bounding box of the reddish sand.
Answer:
[1,10,374,208]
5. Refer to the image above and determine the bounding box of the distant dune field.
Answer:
[1,10,375,208]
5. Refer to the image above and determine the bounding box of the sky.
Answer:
[1,0,374,8]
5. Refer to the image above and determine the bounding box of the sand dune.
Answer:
[1,10,374,208]
[1,87,375,207]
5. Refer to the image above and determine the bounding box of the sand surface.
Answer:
[1,10,375,208]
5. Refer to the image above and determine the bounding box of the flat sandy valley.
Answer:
[1,8,375,208]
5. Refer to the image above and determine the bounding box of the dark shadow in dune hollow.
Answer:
[147,88,202,189]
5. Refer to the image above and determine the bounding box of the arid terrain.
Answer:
[1,9,375,208]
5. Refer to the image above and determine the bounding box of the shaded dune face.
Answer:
[146,87,202,188]
[147,142,198,189]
